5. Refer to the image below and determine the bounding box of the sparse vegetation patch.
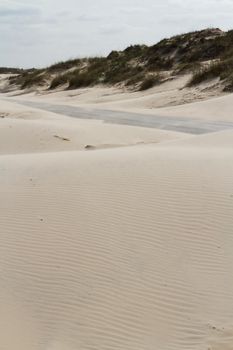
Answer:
[6,28,233,93]
[139,75,163,91]
[188,59,233,86]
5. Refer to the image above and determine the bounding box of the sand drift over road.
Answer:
[9,98,233,135]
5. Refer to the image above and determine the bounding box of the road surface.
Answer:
[7,99,233,135]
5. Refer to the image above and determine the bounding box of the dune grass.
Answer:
[139,74,163,91]
[10,28,233,91]
[9,70,48,89]
[188,59,233,86]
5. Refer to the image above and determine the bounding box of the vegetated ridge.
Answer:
[3,28,233,92]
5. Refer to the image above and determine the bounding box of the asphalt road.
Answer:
[8,99,233,135]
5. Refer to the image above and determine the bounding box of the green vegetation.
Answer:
[50,57,107,90]
[47,59,82,72]
[146,56,173,71]
[0,67,23,74]
[188,59,233,86]
[126,72,145,86]
[104,63,143,84]
[49,73,70,89]
[9,70,48,89]
[139,75,163,91]
[175,62,201,75]
[50,57,144,90]
[223,76,233,91]
[68,70,97,89]
[8,28,233,92]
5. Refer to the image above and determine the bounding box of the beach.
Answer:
[1,86,233,350]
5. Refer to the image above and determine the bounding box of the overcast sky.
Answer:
[1,0,233,68]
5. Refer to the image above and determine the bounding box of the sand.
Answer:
[0,99,184,154]
[7,74,224,114]
[1,86,233,350]
[6,73,230,124]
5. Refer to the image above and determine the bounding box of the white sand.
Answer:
[0,99,184,154]
[8,73,231,123]
[10,74,224,115]
[1,89,233,350]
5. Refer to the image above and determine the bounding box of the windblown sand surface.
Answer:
[1,93,233,350]
[9,74,224,115]
[7,74,229,124]
[0,99,184,154]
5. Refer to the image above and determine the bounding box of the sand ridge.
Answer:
[1,93,233,350]
[1,144,233,350]
[0,98,186,154]
[7,73,225,118]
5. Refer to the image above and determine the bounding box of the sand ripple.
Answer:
[0,143,233,350]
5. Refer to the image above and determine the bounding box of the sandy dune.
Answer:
[7,73,232,124]
[1,137,233,350]
[1,91,233,350]
[8,74,224,116]
[0,99,184,154]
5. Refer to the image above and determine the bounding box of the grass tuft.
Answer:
[139,75,163,91]
[49,74,70,89]
[188,59,233,86]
